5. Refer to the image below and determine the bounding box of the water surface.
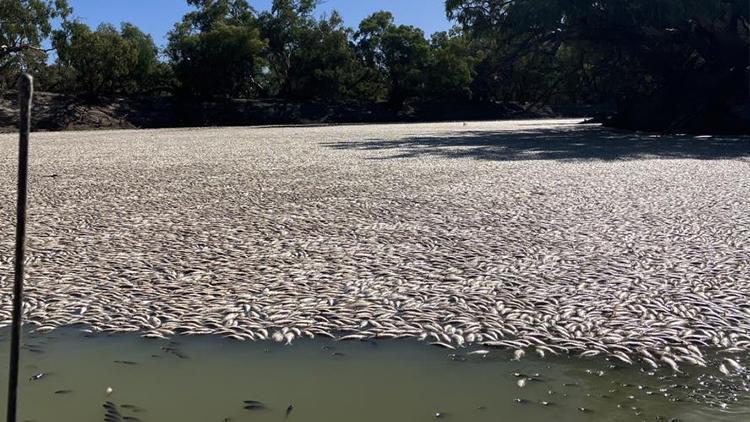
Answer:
[0,328,748,421]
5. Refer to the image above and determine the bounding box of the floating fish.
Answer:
[29,372,47,381]
[286,404,294,419]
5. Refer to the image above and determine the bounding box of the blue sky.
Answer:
[65,0,454,48]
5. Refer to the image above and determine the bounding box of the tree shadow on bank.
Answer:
[323,124,750,162]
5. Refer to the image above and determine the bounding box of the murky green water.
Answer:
[0,327,748,422]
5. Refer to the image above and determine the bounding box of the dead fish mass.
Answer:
[1,121,749,371]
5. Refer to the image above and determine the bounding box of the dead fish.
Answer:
[661,356,681,373]
[54,389,73,394]
[719,364,731,376]
[429,342,455,350]
[286,404,294,419]
[29,372,47,381]
[161,346,189,359]
[113,360,138,365]
[724,358,744,372]
[243,400,265,409]
[103,401,122,421]
[122,417,141,422]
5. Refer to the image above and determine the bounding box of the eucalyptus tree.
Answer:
[446,0,750,132]
[167,0,266,98]
[355,11,432,107]
[0,0,70,89]
[426,30,477,102]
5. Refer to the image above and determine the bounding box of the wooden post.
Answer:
[7,74,33,422]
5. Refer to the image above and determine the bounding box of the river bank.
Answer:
[0,92,590,132]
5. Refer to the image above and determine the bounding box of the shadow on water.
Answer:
[323,124,750,162]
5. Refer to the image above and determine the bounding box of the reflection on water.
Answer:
[0,327,748,421]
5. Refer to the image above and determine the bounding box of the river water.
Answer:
[0,327,747,421]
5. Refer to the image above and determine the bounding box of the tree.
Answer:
[0,0,70,89]
[53,22,137,97]
[446,0,750,133]
[180,0,256,31]
[167,0,266,98]
[121,23,171,94]
[355,12,431,107]
[282,11,365,101]
[51,21,164,97]
[426,31,477,102]
[258,0,320,97]
[382,24,431,106]
[351,11,394,101]
[445,0,575,106]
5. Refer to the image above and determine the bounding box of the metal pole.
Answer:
[7,74,33,422]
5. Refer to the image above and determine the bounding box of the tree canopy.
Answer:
[446,0,750,132]
[2,0,747,133]
[0,0,69,90]
[51,21,165,97]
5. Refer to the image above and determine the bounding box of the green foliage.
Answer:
[182,0,256,31]
[351,11,394,101]
[0,0,70,89]
[283,12,365,101]
[12,0,747,132]
[167,0,266,98]
[426,31,477,102]
[52,22,134,96]
[52,21,164,97]
[258,0,319,97]
[355,12,431,106]
[447,0,750,131]
[120,23,171,93]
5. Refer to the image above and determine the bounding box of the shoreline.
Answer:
[0,91,595,133]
